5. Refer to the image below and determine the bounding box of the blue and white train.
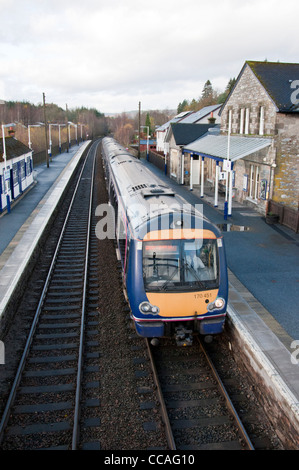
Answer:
[101,137,228,345]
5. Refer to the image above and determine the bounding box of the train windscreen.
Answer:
[143,239,219,292]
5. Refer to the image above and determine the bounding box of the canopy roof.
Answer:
[184,134,272,161]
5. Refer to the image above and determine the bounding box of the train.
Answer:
[101,137,228,346]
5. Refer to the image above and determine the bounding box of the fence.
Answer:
[148,150,169,176]
[268,200,299,233]
[32,140,81,167]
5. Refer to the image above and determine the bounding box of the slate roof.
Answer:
[248,61,299,112]
[184,134,272,161]
[156,111,192,132]
[179,104,222,123]
[222,60,299,113]
[167,123,218,146]
[0,137,32,163]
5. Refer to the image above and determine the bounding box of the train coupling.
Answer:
[175,326,193,347]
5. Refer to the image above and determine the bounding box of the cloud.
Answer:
[0,0,298,113]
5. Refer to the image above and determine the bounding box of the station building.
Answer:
[181,61,299,229]
[0,136,34,212]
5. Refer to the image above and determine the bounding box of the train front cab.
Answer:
[126,227,228,346]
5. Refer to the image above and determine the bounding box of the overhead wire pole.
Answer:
[43,93,49,168]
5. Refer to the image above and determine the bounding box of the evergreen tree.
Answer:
[226,78,236,94]
[177,99,189,114]
[201,80,213,100]
[145,112,152,136]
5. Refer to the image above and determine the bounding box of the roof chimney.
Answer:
[208,112,216,124]
[8,126,15,137]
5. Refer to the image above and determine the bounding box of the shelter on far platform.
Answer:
[0,136,34,212]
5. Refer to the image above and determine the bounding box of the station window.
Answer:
[239,108,245,134]
[13,163,18,185]
[20,160,26,180]
[26,157,32,175]
[245,108,250,134]
[259,106,265,135]
[249,164,260,200]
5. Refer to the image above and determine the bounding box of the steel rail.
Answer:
[197,337,255,450]
[0,144,92,446]
[145,339,177,450]
[72,143,97,449]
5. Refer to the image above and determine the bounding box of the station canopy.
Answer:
[184,134,272,162]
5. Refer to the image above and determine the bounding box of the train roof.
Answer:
[101,137,219,238]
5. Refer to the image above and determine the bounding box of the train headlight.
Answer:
[140,302,150,312]
[139,302,160,315]
[214,298,225,309]
[207,297,225,311]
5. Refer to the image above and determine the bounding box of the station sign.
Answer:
[222,160,232,172]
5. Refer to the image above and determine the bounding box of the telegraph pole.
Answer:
[43,93,49,167]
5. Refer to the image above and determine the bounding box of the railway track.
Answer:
[0,141,101,450]
[147,336,255,450]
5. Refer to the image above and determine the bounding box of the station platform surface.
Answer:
[0,144,86,263]
[0,146,298,434]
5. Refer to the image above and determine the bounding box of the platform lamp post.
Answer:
[79,124,85,142]
[68,122,77,148]
[48,123,66,158]
[58,124,66,153]
[28,124,43,150]
[48,124,55,161]
[1,123,16,213]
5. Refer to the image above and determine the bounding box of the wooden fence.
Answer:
[268,200,299,233]
[32,140,82,167]
[148,150,169,176]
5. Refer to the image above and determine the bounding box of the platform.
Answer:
[0,141,91,330]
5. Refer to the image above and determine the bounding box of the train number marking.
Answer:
[194,293,212,299]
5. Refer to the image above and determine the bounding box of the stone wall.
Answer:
[221,64,277,136]
[274,113,299,209]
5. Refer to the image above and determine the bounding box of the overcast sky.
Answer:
[0,0,298,115]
